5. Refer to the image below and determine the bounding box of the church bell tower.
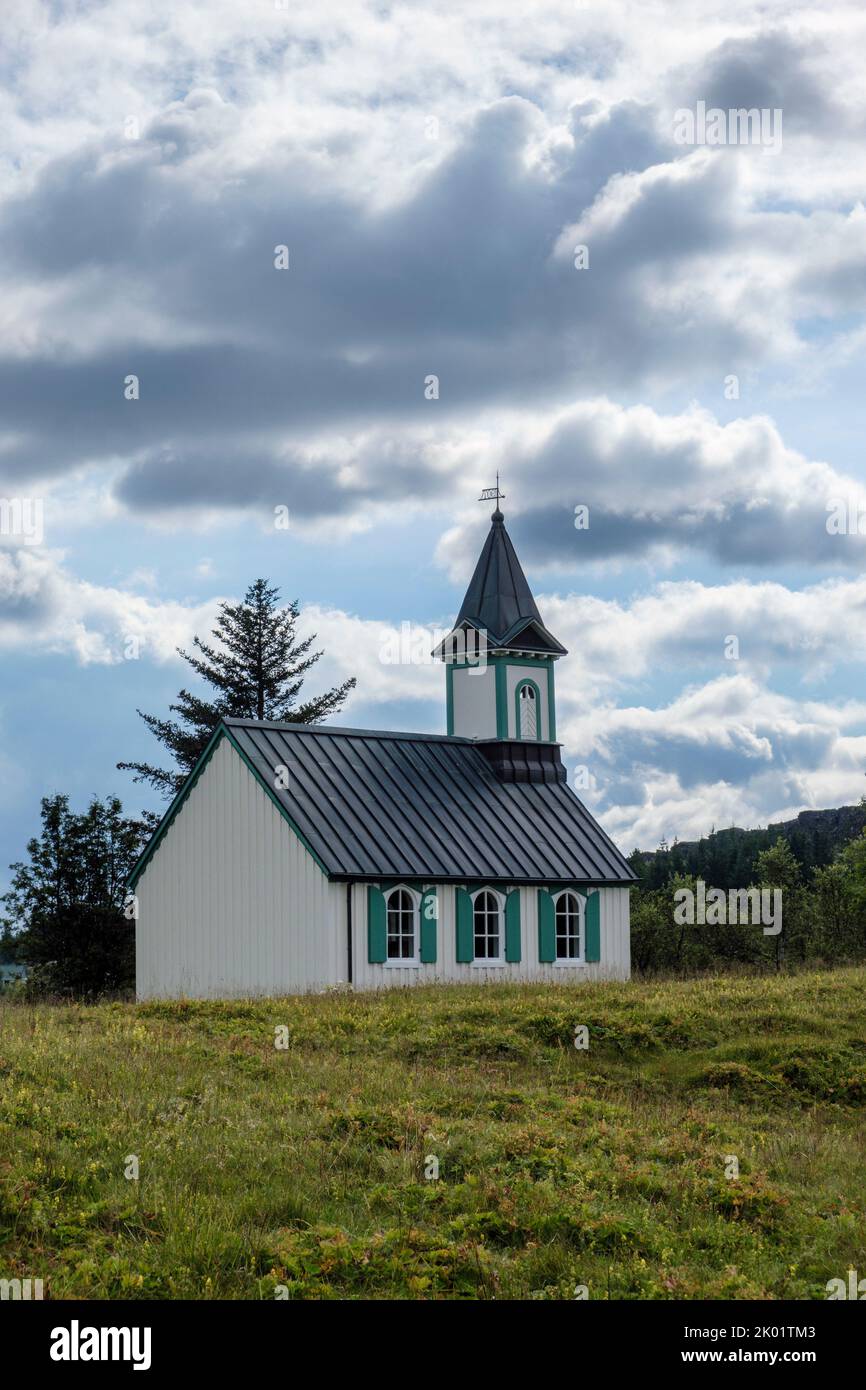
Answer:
[434,483,567,782]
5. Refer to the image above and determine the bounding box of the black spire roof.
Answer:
[451,508,567,655]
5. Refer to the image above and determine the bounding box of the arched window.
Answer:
[517,681,538,739]
[472,889,503,961]
[554,890,582,961]
[386,887,418,962]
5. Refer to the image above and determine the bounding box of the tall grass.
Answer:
[1,968,864,1299]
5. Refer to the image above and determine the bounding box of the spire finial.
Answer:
[478,472,505,519]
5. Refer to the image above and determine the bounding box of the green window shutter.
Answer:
[505,890,521,962]
[367,885,387,963]
[456,887,474,963]
[420,888,437,963]
[537,888,555,962]
[585,889,601,963]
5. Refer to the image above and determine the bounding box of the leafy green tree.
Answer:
[838,828,866,909]
[754,837,806,968]
[629,805,866,976]
[118,579,356,797]
[821,828,866,956]
[0,922,20,964]
[629,882,671,974]
[1,795,141,996]
[810,859,857,959]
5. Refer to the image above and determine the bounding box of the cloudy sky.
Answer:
[2,0,866,884]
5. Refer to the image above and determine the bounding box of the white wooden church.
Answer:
[130,501,634,998]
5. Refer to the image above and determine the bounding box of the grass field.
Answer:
[1,967,865,1300]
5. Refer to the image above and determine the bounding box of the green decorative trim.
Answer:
[487,654,554,669]
[127,720,332,890]
[514,676,543,742]
[456,887,474,962]
[494,663,508,738]
[585,888,601,963]
[420,887,437,963]
[505,890,521,962]
[537,888,556,962]
[367,885,387,963]
[446,653,556,742]
[547,664,556,742]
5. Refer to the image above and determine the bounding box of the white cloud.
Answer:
[435,399,866,576]
[565,672,866,849]
[295,605,440,708]
[0,546,219,665]
[541,573,866,693]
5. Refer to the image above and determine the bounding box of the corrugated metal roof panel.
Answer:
[225,718,635,885]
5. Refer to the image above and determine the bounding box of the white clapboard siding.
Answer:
[346,883,631,991]
[136,737,340,999]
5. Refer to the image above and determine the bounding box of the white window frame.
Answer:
[470,887,506,967]
[517,681,538,739]
[551,889,586,966]
[384,884,421,967]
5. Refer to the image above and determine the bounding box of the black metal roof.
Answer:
[221,718,634,885]
[452,509,567,655]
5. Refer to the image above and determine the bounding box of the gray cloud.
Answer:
[0,52,863,580]
[511,498,866,569]
[675,30,845,136]
[0,90,784,512]
[435,399,866,574]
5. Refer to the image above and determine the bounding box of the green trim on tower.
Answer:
[547,665,556,741]
[443,649,558,744]
[494,662,508,738]
[487,654,555,669]
[513,676,543,742]
[486,654,557,743]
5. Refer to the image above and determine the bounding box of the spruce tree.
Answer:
[118,579,356,797]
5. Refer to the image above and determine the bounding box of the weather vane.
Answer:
[478,473,505,507]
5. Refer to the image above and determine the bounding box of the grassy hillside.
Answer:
[1,969,865,1300]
